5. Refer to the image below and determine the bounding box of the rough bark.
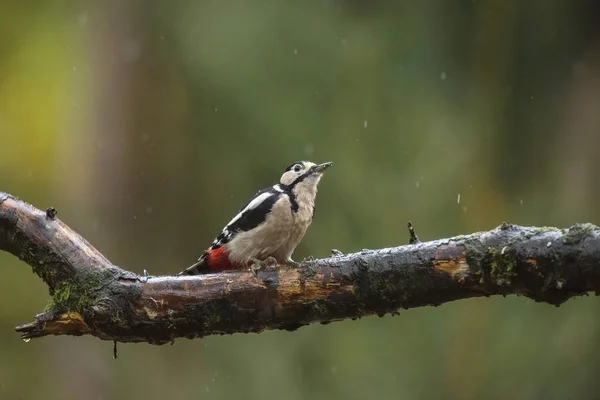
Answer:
[1,192,599,345]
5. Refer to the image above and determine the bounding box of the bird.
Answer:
[178,161,332,276]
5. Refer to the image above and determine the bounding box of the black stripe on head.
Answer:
[285,161,306,172]
[290,171,311,187]
[290,163,320,187]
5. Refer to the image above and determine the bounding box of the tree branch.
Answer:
[1,192,599,345]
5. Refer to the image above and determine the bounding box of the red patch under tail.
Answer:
[179,247,248,275]
[205,247,237,272]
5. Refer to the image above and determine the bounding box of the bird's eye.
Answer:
[293,164,302,172]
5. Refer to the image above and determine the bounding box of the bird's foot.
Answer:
[330,249,344,257]
[285,259,301,268]
[286,256,315,268]
[250,257,279,275]
[301,256,317,266]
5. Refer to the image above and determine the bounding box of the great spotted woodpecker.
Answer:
[178,161,332,275]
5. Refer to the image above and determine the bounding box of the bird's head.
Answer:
[280,161,333,190]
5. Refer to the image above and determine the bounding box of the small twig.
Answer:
[407,221,421,244]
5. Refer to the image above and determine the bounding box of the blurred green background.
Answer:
[1,1,600,399]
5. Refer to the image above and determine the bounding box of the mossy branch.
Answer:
[1,192,600,345]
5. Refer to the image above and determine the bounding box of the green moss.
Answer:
[18,242,68,291]
[206,313,221,327]
[44,271,104,315]
[489,246,518,287]
[32,263,58,290]
[465,245,484,267]
[530,226,558,233]
[191,301,225,332]
[562,223,598,245]
[464,244,486,283]
[450,231,485,243]
[522,226,558,240]
[308,299,328,317]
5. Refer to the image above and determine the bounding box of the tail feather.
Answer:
[178,253,211,275]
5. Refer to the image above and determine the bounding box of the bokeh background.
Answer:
[2,1,600,399]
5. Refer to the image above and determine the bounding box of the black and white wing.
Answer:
[208,186,282,250]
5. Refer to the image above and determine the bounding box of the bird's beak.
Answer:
[312,162,333,173]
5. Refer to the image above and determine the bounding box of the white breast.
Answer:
[224,195,295,264]
[224,179,319,264]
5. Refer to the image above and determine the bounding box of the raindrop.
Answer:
[457,193,461,204]
[363,120,368,128]
[440,72,446,80]
[415,181,420,188]
[294,49,298,55]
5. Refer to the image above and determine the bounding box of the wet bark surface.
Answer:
[1,192,599,345]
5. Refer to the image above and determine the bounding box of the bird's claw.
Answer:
[330,249,344,257]
[285,256,314,269]
[250,257,279,276]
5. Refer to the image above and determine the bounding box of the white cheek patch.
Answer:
[226,192,274,227]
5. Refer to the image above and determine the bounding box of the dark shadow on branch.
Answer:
[1,192,599,345]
